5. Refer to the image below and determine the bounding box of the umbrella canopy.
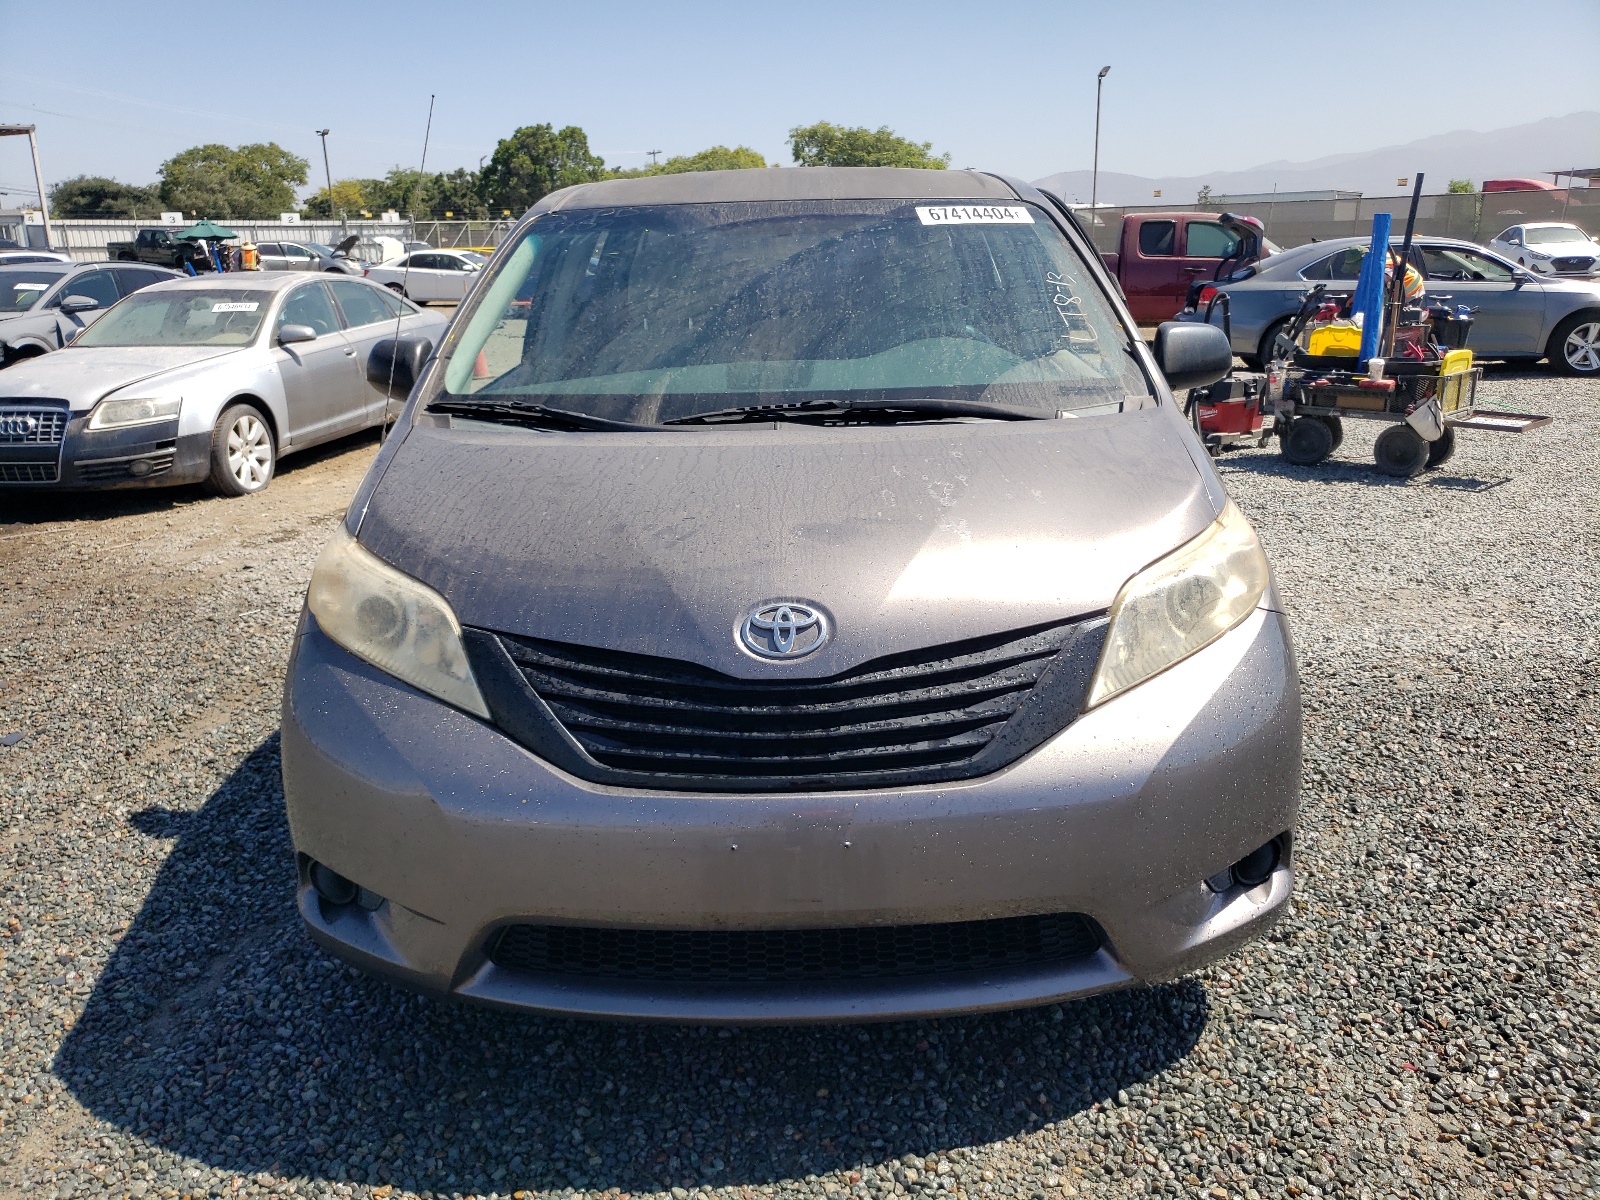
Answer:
[177,220,238,240]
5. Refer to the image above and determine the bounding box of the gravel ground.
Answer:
[0,369,1595,1200]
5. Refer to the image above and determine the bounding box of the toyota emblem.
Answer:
[739,601,829,660]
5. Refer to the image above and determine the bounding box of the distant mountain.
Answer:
[1033,112,1599,206]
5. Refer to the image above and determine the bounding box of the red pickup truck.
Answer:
[1100,212,1272,323]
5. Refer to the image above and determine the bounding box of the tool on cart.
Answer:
[1182,289,1272,454]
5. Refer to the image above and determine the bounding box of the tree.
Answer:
[478,125,608,213]
[157,142,308,219]
[1196,184,1213,205]
[430,167,484,217]
[1447,179,1475,194]
[656,145,766,175]
[302,178,372,218]
[787,122,949,169]
[49,176,159,218]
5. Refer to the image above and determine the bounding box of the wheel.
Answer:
[208,403,275,496]
[1318,414,1344,451]
[1549,312,1600,376]
[384,282,408,298]
[1373,424,1429,477]
[1425,426,1457,468]
[1280,416,1334,465]
[1258,318,1294,367]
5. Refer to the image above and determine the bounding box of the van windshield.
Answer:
[439,199,1148,423]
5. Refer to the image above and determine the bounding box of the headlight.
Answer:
[306,527,490,718]
[88,395,182,430]
[1529,250,1552,260]
[1087,500,1270,708]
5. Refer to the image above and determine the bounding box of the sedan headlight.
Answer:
[307,527,490,718]
[1528,250,1552,261]
[1087,500,1270,708]
[88,395,182,430]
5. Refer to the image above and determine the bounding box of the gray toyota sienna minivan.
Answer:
[282,167,1300,1023]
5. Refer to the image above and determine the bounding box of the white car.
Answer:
[0,272,447,495]
[363,249,484,303]
[0,249,72,266]
[1488,222,1599,276]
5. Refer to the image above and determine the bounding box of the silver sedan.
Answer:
[1199,235,1600,376]
[0,272,447,494]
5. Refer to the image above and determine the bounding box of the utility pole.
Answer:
[1090,66,1110,228]
[315,128,336,230]
[0,124,54,250]
[648,149,663,167]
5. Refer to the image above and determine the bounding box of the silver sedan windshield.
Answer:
[75,290,271,346]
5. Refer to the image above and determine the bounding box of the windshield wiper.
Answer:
[664,397,1049,426]
[428,398,657,432]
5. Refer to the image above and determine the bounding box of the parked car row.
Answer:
[0,271,445,491]
[1195,234,1600,375]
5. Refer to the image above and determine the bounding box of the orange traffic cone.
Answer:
[472,350,490,379]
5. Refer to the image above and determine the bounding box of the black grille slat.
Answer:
[468,614,1108,791]
[0,462,58,483]
[490,913,1101,983]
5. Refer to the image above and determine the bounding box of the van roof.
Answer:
[533,167,1019,212]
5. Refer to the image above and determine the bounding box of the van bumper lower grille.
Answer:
[489,913,1101,984]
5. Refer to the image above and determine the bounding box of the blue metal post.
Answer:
[1354,212,1391,364]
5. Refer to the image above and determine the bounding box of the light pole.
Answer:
[1090,65,1110,226]
[0,124,53,250]
[315,128,335,222]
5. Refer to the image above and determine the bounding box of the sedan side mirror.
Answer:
[367,335,433,398]
[1154,321,1233,391]
[58,295,101,315]
[278,323,319,345]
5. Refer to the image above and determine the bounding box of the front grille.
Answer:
[489,913,1101,984]
[1552,256,1595,273]
[465,616,1107,792]
[0,406,67,445]
[75,450,175,482]
[0,462,58,483]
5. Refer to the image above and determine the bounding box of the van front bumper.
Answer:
[281,606,1301,1023]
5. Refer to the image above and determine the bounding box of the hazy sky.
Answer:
[3,0,1597,203]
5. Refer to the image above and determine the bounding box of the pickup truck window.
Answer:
[1138,221,1175,257]
[1185,221,1242,259]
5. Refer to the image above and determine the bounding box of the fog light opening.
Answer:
[128,458,154,478]
[310,861,358,906]
[1231,839,1281,890]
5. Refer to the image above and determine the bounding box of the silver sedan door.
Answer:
[272,282,364,445]
[1415,245,1544,356]
[327,278,414,426]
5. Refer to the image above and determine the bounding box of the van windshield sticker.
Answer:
[915,205,1034,226]
[211,302,260,312]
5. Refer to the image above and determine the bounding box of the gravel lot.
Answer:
[0,369,1595,1200]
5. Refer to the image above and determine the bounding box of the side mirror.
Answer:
[58,295,100,315]
[1510,269,1530,286]
[278,323,318,345]
[1154,321,1233,391]
[367,335,433,398]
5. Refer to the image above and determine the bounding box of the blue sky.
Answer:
[3,0,1597,202]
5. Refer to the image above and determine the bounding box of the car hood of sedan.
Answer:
[356,408,1217,678]
[0,345,242,408]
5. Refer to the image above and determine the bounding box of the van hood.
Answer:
[356,408,1216,678]
[0,345,242,408]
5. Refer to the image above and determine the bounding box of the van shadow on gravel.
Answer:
[57,737,1208,1196]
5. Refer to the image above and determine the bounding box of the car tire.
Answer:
[384,283,408,299]
[1317,414,1344,451]
[1258,318,1294,367]
[1280,416,1334,466]
[1549,312,1600,376]
[116,252,135,262]
[1373,424,1429,477]
[208,403,276,496]
[1425,426,1457,468]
